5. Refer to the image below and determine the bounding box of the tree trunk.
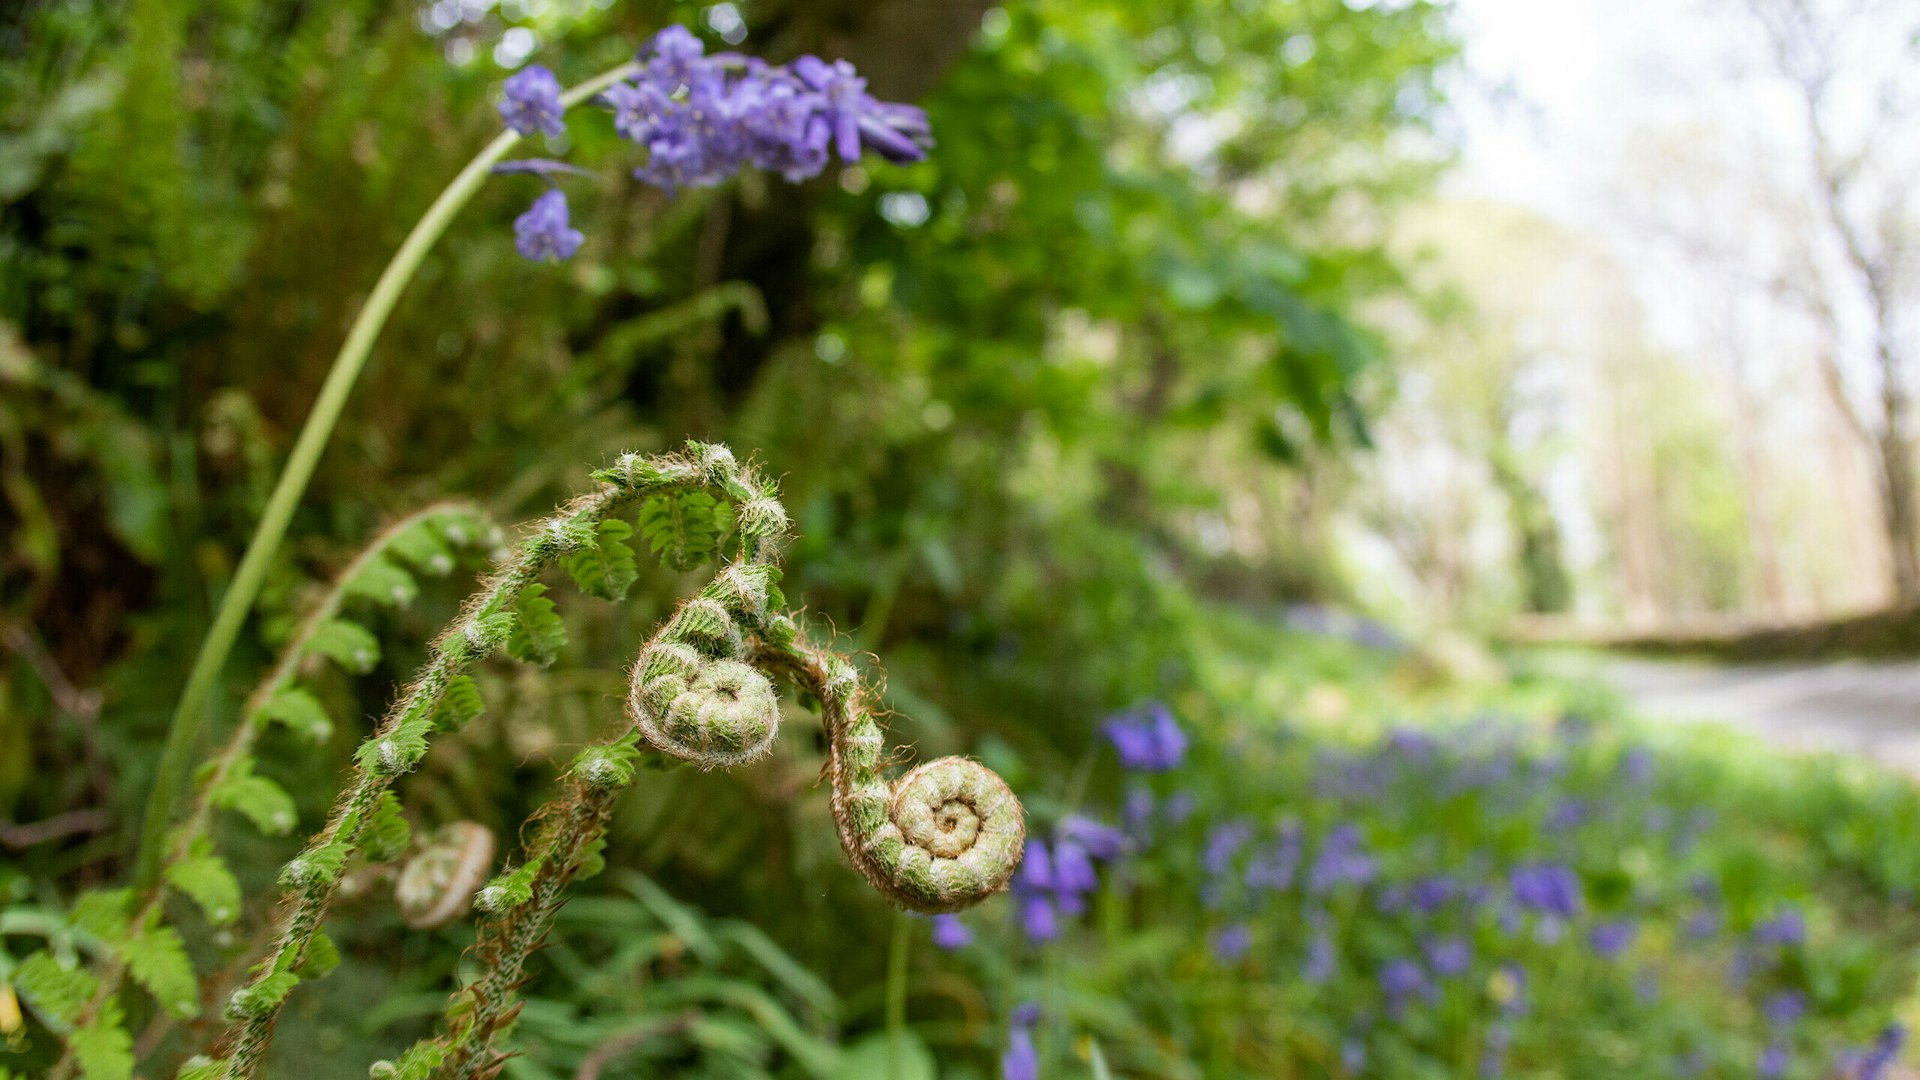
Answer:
[1875,381,1920,604]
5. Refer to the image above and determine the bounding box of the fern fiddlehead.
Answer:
[204,443,780,1077]
[751,634,1026,914]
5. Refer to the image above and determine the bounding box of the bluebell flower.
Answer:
[1509,863,1581,919]
[1341,1037,1367,1074]
[1759,1042,1789,1079]
[1423,935,1471,978]
[1015,838,1053,891]
[1244,823,1301,892]
[1011,1002,1042,1027]
[1309,824,1376,894]
[1587,919,1636,960]
[1211,922,1253,964]
[1304,929,1337,984]
[1411,874,1455,914]
[1387,727,1437,760]
[1753,905,1806,948]
[513,190,584,262]
[1479,1023,1510,1078]
[1202,820,1253,875]
[1861,1023,1906,1080]
[1103,702,1187,771]
[1621,745,1655,783]
[499,64,566,137]
[1546,797,1587,831]
[1164,790,1197,823]
[1684,908,1721,940]
[1057,815,1130,861]
[1002,1026,1038,1080]
[1052,839,1099,895]
[1122,787,1156,840]
[1379,958,1432,1019]
[930,913,972,951]
[1764,990,1807,1028]
[790,54,931,164]
[1017,893,1058,943]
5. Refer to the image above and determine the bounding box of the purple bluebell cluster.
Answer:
[512,190,583,263]
[1009,814,1130,943]
[492,25,931,261]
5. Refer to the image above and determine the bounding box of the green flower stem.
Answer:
[133,60,639,892]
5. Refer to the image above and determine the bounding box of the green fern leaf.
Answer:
[343,555,419,607]
[301,931,341,981]
[363,791,411,862]
[432,674,485,730]
[564,518,640,600]
[69,1001,134,1080]
[255,685,332,742]
[209,758,298,835]
[306,618,380,673]
[166,843,242,926]
[126,921,199,1018]
[387,523,456,576]
[70,888,133,944]
[505,583,566,664]
[638,490,727,572]
[12,950,100,1026]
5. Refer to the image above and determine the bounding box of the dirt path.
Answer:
[1595,656,1920,776]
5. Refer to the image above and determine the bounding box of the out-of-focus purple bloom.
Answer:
[1123,788,1156,836]
[1304,930,1337,984]
[1375,882,1410,914]
[1011,1002,1042,1028]
[1165,791,1197,823]
[1411,875,1455,914]
[1764,990,1807,1028]
[1245,823,1302,892]
[1203,820,1254,875]
[1635,967,1660,1003]
[1754,906,1806,948]
[1423,936,1472,978]
[1058,815,1129,861]
[930,913,972,950]
[1015,839,1053,892]
[1212,922,1253,963]
[1052,840,1099,896]
[1685,908,1721,940]
[1861,1023,1907,1080]
[1675,1049,1707,1077]
[1729,947,1759,991]
[1379,959,1433,1017]
[1017,893,1058,943]
[1759,1042,1789,1079]
[500,64,566,137]
[1480,1023,1511,1078]
[1547,797,1587,831]
[1588,919,1637,960]
[1309,824,1377,893]
[1556,713,1595,743]
[1103,702,1188,771]
[1387,727,1437,760]
[1342,1038,1367,1074]
[1002,1026,1038,1080]
[513,190,584,262]
[1622,745,1655,783]
[1509,863,1582,919]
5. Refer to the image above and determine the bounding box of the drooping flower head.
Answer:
[1509,862,1581,919]
[1211,922,1253,964]
[513,190,584,262]
[500,64,566,138]
[1588,919,1637,960]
